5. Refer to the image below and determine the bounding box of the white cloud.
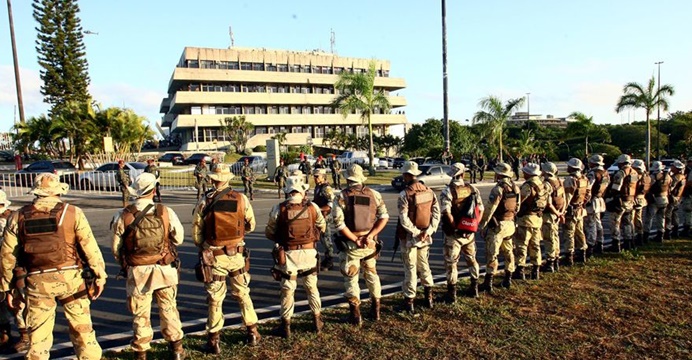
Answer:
[0,65,48,130]
[90,83,162,124]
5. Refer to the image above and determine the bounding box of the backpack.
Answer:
[122,204,175,266]
[18,203,79,272]
[405,182,435,230]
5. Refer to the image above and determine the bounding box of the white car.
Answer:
[78,162,147,190]
[607,159,644,176]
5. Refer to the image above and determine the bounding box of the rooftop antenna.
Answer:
[229,26,235,48]
[330,28,336,54]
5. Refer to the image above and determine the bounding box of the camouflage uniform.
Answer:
[666,169,686,238]
[192,184,258,338]
[144,162,161,202]
[193,163,208,199]
[609,164,637,250]
[313,177,337,263]
[541,173,563,272]
[330,158,342,189]
[1,196,107,360]
[116,165,131,207]
[513,175,544,279]
[273,163,288,199]
[632,163,649,246]
[645,169,672,241]
[241,163,255,200]
[111,198,185,354]
[563,171,590,262]
[682,168,692,236]
[0,202,27,353]
[585,166,609,252]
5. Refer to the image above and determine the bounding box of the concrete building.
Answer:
[159,47,408,151]
[506,112,576,129]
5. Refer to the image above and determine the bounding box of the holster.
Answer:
[243,248,251,272]
[488,216,500,229]
[272,245,286,266]
[334,235,348,252]
[195,250,215,283]
[12,267,27,291]
[441,213,456,236]
[81,268,97,300]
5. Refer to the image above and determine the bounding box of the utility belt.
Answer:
[26,264,81,276]
[194,247,250,283]
[271,242,320,281]
[18,265,95,304]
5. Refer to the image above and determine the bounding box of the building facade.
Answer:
[159,47,408,151]
[507,112,575,129]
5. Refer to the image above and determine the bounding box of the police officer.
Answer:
[645,161,672,242]
[666,160,686,239]
[0,173,107,360]
[0,190,27,354]
[330,154,342,189]
[607,154,638,252]
[631,159,650,248]
[241,158,255,201]
[585,155,609,254]
[111,173,186,360]
[563,158,590,264]
[265,176,327,338]
[144,158,162,203]
[299,156,312,187]
[469,156,478,184]
[314,155,326,169]
[513,163,547,280]
[209,157,220,172]
[312,169,337,270]
[440,163,483,301]
[273,158,288,199]
[194,159,208,200]
[333,164,388,325]
[396,161,440,312]
[681,158,692,237]
[116,159,131,207]
[192,164,260,350]
[479,163,520,293]
[541,162,565,273]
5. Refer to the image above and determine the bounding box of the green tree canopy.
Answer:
[473,96,525,161]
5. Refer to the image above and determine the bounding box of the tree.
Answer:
[332,61,391,175]
[566,112,611,156]
[220,116,254,154]
[473,96,525,162]
[615,76,675,166]
[33,0,90,115]
[271,132,287,152]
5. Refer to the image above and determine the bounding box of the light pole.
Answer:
[7,0,25,123]
[526,92,531,120]
[655,61,663,160]
[441,0,450,153]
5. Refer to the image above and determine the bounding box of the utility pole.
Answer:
[7,0,25,123]
[655,61,663,160]
[526,92,531,121]
[441,0,450,152]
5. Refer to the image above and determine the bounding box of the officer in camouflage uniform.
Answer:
[0,173,107,360]
[0,191,28,354]
[241,158,255,201]
[144,158,162,203]
[111,173,186,360]
[666,160,686,239]
[298,156,312,187]
[194,159,209,200]
[681,158,692,237]
[607,154,638,252]
[333,164,388,326]
[265,176,327,338]
[192,164,260,351]
[330,154,342,189]
[116,159,131,207]
[631,159,650,248]
[645,161,672,243]
[273,158,288,199]
[585,155,609,254]
[312,169,337,270]
[563,158,590,264]
[513,163,547,281]
[479,163,520,293]
[440,163,483,301]
[541,162,565,273]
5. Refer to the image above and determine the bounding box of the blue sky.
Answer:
[1,0,690,135]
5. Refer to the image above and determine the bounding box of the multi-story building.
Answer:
[507,112,576,129]
[159,47,408,151]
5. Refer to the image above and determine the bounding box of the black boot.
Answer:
[512,266,525,280]
[501,270,512,289]
[663,229,671,240]
[246,324,261,346]
[586,245,593,259]
[320,255,334,271]
[609,239,621,253]
[206,332,221,354]
[553,258,560,272]
[424,286,434,309]
[369,298,381,321]
[401,297,415,314]
[0,324,12,354]
[480,273,494,294]
[594,241,603,254]
[635,234,644,247]
[542,259,555,273]
[467,279,479,298]
[135,351,147,360]
[312,314,324,334]
[170,339,187,360]
[575,250,586,263]
[445,283,457,303]
[623,238,631,250]
[672,227,680,239]
[565,252,574,266]
[348,300,363,326]
[655,231,664,243]
[530,265,540,280]
[272,318,291,339]
[684,226,691,238]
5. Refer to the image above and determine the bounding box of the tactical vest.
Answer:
[343,186,378,233]
[518,180,548,216]
[548,177,565,212]
[313,183,331,216]
[591,169,609,198]
[568,174,589,206]
[18,203,79,272]
[492,181,518,221]
[620,167,639,200]
[450,184,474,222]
[277,200,319,247]
[636,172,651,197]
[651,173,671,196]
[203,189,246,246]
[0,209,12,222]
[404,181,435,230]
[121,204,175,266]
[671,173,686,198]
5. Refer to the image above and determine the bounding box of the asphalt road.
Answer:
[5,178,613,358]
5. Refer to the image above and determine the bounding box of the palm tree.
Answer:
[271,131,288,152]
[615,76,675,166]
[220,115,254,153]
[331,61,391,175]
[567,112,611,156]
[473,96,525,162]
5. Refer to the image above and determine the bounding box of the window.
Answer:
[255,106,265,114]
[230,106,241,114]
[303,66,311,73]
[345,127,353,135]
[268,127,275,134]
[322,67,332,74]
[278,86,288,93]
[241,62,252,70]
[314,106,322,114]
[200,60,215,69]
[266,64,277,72]
[315,126,324,138]
[279,126,287,133]
[252,63,264,71]
[291,106,300,114]
[187,60,199,68]
[301,87,310,94]
[191,106,202,115]
[279,106,289,114]
[255,127,267,134]
[189,84,200,91]
[324,107,334,114]
[291,65,301,73]
[268,86,278,93]
[429,167,443,175]
[334,67,344,74]
[207,106,216,114]
[202,84,214,92]
[244,106,255,115]
[229,62,240,70]
[277,64,288,72]
[268,106,278,114]
[314,88,322,94]
[356,126,367,137]
[313,66,322,74]
[241,85,249,93]
[227,84,239,92]
[302,107,312,114]
[293,126,302,133]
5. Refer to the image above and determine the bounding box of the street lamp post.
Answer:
[441,0,450,153]
[7,0,25,123]
[655,61,664,160]
[526,92,531,120]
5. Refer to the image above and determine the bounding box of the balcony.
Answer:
[170,113,408,131]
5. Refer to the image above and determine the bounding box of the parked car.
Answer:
[158,152,186,165]
[410,157,443,166]
[393,157,406,169]
[231,156,268,175]
[184,153,212,165]
[287,155,317,173]
[391,164,452,191]
[378,158,390,169]
[336,151,368,166]
[78,162,146,190]
[15,160,78,187]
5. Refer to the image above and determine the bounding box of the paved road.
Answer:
[5,179,615,358]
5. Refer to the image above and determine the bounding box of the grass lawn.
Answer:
[104,239,692,359]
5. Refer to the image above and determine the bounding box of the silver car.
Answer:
[391,164,452,191]
[78,162,146,190]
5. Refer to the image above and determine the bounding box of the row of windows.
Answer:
[181,60,391,77]
[186,124,382,143]
[186,105,389,116]
[183,83,337,95]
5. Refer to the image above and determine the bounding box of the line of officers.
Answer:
[0,152,689,360]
